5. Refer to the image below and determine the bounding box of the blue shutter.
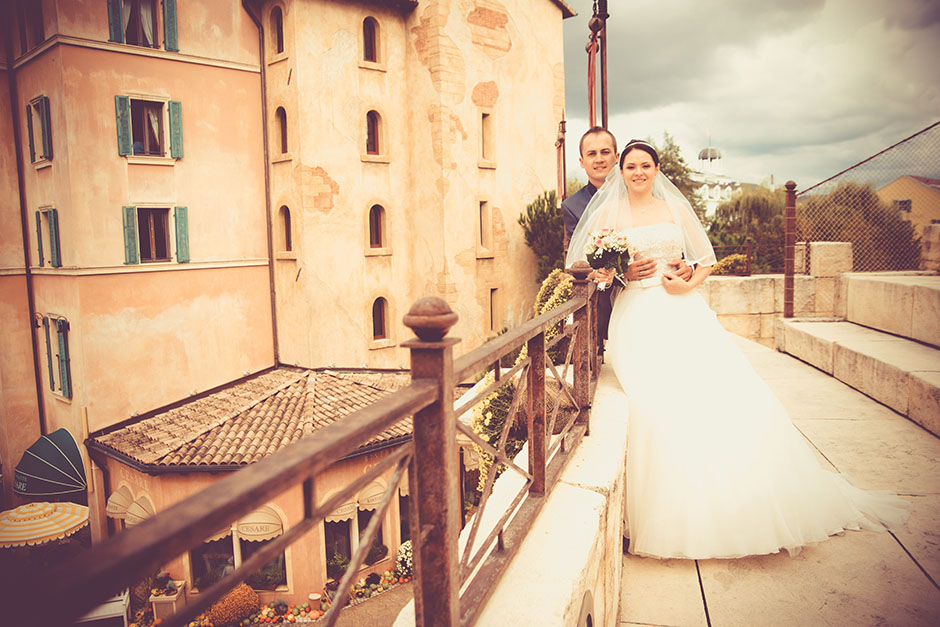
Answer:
[55,319,72,399]
[174,206,189,262]
[26,104,35,162]
[39,96,53,160]
[48,208,61,267]
[42,317,54,391]
[107,0,124,43]
[35,211,44,267]
[115,96,132,156]
[169,100,183,158]
[163,0,179,52]
[123,206,139,264]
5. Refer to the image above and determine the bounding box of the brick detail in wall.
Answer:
[411,0,465,101]
[465,0,511,59]
[471,81,499,108]
[301,166,339,215]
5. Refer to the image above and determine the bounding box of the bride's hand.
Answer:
[590,268,615,284]
[662,272,693,294]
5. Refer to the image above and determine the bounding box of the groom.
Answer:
[562,127,692,351]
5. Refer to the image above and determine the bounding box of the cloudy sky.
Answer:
[561,0,940,189]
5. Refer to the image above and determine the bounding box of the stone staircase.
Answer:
[775,272,940,436]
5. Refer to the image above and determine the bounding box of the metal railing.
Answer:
[2,264,599,627]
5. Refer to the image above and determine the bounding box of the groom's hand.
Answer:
[626,258,657,281]
[667,259,693,281]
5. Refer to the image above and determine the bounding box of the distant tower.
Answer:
[698,128,722,173]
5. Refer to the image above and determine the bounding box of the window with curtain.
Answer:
[130,100,164,156]
[16,0,45,54]
[137,208,170,262]
[123,0,157,47]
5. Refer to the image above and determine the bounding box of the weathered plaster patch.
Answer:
[464,0,511,59]
[427,103,467,197]
[411,1,465,101]
[301,166,339,214]
[552,62,565,122]
[471,81,499,108]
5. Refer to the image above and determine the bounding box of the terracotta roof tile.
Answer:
[92,368,414,469]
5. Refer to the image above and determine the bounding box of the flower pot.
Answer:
[150,580,186,621]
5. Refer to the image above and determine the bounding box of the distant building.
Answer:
[876,175,940,237]
[689,144,742,218]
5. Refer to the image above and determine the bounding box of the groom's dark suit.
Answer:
[562,182,612,346]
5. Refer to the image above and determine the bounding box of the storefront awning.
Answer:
[124,497,155,527]
[14,428,87,497]
[358,481,386,511]
[105,486,134,519]
[237,505,282,542]
[325,500,356,523]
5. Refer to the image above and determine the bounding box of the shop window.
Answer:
[399,494,410,542]
[42,316,72,399]
[16,0,45,55]
[26,96,53,164]
[108,0,178,51]
[276,107,288,154]
[368,205,385,248]
[271,6,284,54]
[894,199,912,213]
[190,536,235,590]
[122,205,189,264]
[363,17,378,62]
[324,520,351,580]
[241,538,287,591]
[279,206,292,251]
[372,298,387,340]
[114,96,183,159]
[366,111,380,155]
[34,208,61,268]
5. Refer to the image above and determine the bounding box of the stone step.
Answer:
[775,318,940,436]
[841,273,940,347]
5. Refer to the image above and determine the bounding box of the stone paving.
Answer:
[619,336,940,626]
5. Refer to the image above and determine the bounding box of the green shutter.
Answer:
[35,211,44,267]
[26,104,35,162]
[174,206,189,262]
[163,0,179,52]
[107,0,123,43]
[42,317,54,390]
[169,100,183,158]
[48,208,61,267]
[56,319,72,399]
[115,96,132,156]
[39,96,53,160]
[123,206,139,264]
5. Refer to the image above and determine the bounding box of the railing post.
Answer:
[527,330,546,495]
[569,261,592,435]
[784,181,797,318]
[589,285,598,379]
[401,297,461,627]
[745,235,752,275]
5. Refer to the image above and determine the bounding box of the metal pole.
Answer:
[598,0,609,128]
[784,181,797,318]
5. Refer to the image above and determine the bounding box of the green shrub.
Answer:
[712,253,748,275]
[518,190,564,282]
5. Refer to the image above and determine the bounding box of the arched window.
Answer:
[366,111,380,155]
[272,7,284,54]
[372,298,387,340]
[369,205,384,248]
[363,17,378,62]
[279,206,292,251]
[276,107,288,153]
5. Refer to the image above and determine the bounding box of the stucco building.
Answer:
[1,0,572,607]
[877,174,940,238]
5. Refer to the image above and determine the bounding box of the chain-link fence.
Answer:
[795,120,940,272]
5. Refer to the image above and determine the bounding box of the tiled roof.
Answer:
[92,369,413,469]
[910,175,940,192]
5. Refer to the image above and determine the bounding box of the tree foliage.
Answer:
[518,190,564,282]
[651,132,706,220]
[798,182,920,271]
[708,186,786,273]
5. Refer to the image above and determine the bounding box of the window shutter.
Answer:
[35,211,44,267]
[42,317,54,391]
[114,96,132,156]
[169,100,183,158]
[26,104,35,162]
[123,206,139,264]
[107,0,124,43]
[48,208,61,267]
[174,206,190,262]
[56,319,72,399]
[39,96,53,160]
[163,0,179,52]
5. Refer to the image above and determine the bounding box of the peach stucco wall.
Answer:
[268,0,565,369]
[877,176,940,238]
[101,445,406,606]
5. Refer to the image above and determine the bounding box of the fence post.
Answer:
[402,297,461,626]
[569,261,593,435]
[527,329,546,495]
[784,181,797,318]
[745,236,752,275]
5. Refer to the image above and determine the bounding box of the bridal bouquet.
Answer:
[584,229,632,290]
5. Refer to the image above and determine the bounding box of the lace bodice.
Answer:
[627,222,684,286]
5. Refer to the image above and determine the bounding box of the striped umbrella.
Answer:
[0,502,88,547]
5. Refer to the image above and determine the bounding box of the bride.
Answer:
[566,139,909,559]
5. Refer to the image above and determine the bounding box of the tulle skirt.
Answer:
[608,283,909,559]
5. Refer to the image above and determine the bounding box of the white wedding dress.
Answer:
[608,222,909,559]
